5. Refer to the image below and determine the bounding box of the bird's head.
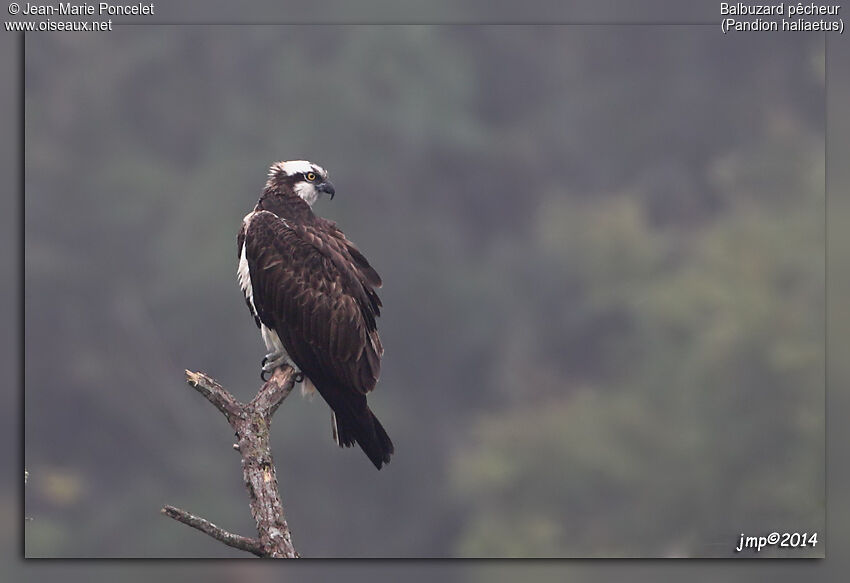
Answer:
[265,160,335,207]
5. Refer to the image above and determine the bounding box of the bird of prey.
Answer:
[237,160,394,469]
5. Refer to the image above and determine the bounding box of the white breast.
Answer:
[237,236,256,316]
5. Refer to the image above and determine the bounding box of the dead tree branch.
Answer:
[162,366,299,558]
[161,505,265,556]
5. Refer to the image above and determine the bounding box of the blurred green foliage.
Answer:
[24,27,823,557]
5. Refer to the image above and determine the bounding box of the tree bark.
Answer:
[162,366,299,558]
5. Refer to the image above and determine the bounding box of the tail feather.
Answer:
[332,403,394,470]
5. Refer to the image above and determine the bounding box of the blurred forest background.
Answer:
[24,27,824,558]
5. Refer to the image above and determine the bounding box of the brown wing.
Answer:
[317,216,383,289]
[244,211,383,394]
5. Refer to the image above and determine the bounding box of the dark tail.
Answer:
[331,401,394,470]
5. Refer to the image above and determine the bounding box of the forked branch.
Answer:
[162,366,299,558]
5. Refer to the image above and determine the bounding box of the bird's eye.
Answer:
[306,172,317,181]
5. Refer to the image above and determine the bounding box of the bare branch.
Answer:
[251,366,297,419]
[165,366,300,558]
[161,505,264,556]
[184,370,242,423]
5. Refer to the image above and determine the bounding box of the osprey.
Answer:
[237,160,394,469]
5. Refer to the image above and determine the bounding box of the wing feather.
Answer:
[244,211,382,394]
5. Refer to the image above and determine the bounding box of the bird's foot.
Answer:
[260,351,289,381]
[294,372,304,383]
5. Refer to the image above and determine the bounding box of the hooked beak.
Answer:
[318,181,335,200]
